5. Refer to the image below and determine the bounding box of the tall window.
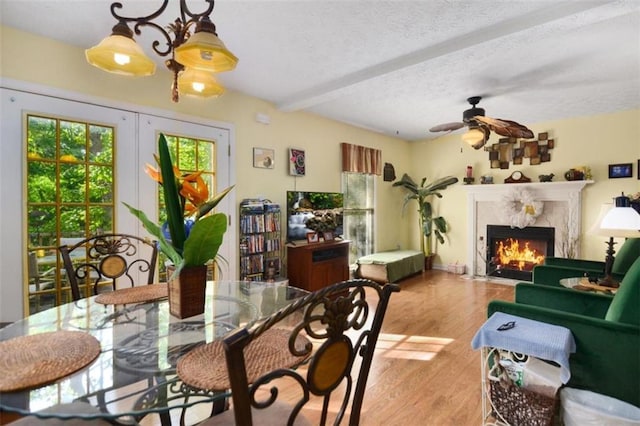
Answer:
[26,115,115,313]
[157,134,218,280]
[342,172,375,265]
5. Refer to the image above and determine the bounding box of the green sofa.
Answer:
[488,256,640,407]
[532,238,640,286]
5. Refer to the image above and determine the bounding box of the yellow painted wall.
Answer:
[2,25,639,271]
[0,25,412,253]
[410,110,640,266]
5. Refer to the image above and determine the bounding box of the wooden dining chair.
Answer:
[189,278,400,426]
[59,233,158,301]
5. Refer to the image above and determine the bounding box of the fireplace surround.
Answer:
[464,180,592,279]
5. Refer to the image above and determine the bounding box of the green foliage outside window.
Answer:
[26,114,115,313]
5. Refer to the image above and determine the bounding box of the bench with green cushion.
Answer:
[488,256,640,407]
[355,250,424,283]
[532,237,640,286]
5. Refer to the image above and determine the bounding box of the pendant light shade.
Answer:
[178,68,225,98]
[87,1,235,101]
[174,18,238,72]
[86,34,156,76]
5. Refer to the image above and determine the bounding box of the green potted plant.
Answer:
[393,173,458,269]
[124,133,234,318]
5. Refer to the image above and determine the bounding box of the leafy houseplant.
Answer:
[393,173,458,265]
[124,133,234,317]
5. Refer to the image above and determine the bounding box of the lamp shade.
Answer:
[174,31,238,73]
[589,204,612,235]
[178,68,225,98]
[600,206,640,236]
[86,35,156,76]
[590,203,640,238]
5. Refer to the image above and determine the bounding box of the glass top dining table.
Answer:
[0,281,309,424]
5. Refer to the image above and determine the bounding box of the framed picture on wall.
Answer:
[253,147,274,169]
[289,148,306,176]
[608,163,632,179]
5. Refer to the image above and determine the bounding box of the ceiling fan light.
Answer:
[462,127,486,149]
[86,34,156,76]
[175,26,238,72]
[178,68,225,98]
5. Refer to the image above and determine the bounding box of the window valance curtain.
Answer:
[341,143,382,175]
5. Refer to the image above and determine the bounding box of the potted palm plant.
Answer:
[393,173,458,269]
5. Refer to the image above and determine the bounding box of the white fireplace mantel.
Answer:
[464,180,593,278]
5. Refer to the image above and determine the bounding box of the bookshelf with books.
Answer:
[239,200,282,281]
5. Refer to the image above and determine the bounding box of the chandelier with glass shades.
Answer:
[86,0,237,102]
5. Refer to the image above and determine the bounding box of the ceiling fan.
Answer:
[429,96,534,150]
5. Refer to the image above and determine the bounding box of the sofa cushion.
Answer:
[612,238,640,276]
[605,256,640,326]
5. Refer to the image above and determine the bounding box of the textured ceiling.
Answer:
[2,0,639,141]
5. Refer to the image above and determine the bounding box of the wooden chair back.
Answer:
[220,278,400,426]
[58,233,158,301]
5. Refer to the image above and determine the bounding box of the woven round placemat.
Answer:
[177,328,311,391]
[95,283,168,305]
[0,330,101,392]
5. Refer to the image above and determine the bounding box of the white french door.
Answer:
[138,114,235,282]
[0,87,235,321]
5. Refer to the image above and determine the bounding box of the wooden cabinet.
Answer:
[287,240,349,292]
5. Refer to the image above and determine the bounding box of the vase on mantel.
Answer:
[168,265,207,319]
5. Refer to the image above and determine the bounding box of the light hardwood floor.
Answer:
[172,269,515,425]
[354,270,514,425]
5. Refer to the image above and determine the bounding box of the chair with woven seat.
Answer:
[186,278,400,426]
[59,233,158,301]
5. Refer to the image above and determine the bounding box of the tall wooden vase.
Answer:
[168,265,208,319]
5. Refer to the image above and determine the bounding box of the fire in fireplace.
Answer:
[487,225,555,281]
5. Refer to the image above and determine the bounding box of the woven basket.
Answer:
[489,379,556,426]
[488,355,557,426]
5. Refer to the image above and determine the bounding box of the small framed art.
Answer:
[322,231,334,241]
[253,147,274,169]
[289,148,306,176]
[608,163,632,179]
[306,232,319,243]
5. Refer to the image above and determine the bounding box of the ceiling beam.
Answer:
[277,1,614,112]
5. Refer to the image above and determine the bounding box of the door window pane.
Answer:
[60,120,87,162]
[156,134,218,281]
[26,114,115,314]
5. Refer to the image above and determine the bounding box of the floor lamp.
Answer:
[589,194,640,287]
